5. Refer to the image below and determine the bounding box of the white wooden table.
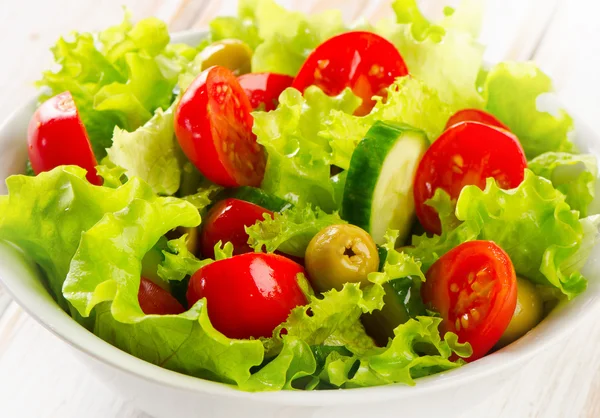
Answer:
[1,1,600,417]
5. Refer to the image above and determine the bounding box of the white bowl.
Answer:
[1,31,600,418]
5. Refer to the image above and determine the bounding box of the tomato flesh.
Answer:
[421,241,517,361]
[187,253,308,339]
[174,66,265,187]
[138,277,185,315]
[445,109,509,131]
[27,91,101,185]
[292,31,409,115]
[414,121,527,234]
[238,72,294,111]
[201,198,272,258]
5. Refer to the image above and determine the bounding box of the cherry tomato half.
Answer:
[174,66,266,187]
[238,72,294,111]
[445,109,509,131]
[138,277,185,315]
[421,240,517,361]
[27,91,101,185]
[187,253,308,339]
[292,31,409,115]
[414,122,527,234]
[201,198,272,258]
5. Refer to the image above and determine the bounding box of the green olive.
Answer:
[199,39,253,75]
[497,277,544,347]
[305,224,379,293]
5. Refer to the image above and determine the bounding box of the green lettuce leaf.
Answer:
[106,107,183,195]
[377,0,485,111]
[253,87,360,210]
[529,152,597,216]
[0,167,158,313]
[408,171,598,299]
[483,62,575,158]
[37,14,197,158]
[246,204,345,257]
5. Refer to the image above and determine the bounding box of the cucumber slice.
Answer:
[342,121,428,245]
[216,186,292,212]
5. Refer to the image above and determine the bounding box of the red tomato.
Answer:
[292,31,409,115]
[414,122,527,234]
[27,91,101,185]
[421,241,517,361]
[187,253,308,339]
[174,66,265,187]
[238,72,294,111]
[445,109,509,131]
[138,277,185,315]
[201,198,272,258]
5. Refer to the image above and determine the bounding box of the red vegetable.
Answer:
[187,253,308,339]
[445,109,509,131]
[292,31,409,115]
[421,241,518,361]
[413,121,527,234]
[238,72,294,111]
[174,66,265,187]
[27,91,101,185]
[201,198,272,258]
[138,277,185,315]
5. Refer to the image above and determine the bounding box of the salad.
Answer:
[0,0,598,392]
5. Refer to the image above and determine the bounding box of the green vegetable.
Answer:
[377,0,485,111]
[253,86,361,211]
[483,62,575,158]
[528,152,597,216]
[246,204,346,257]
[215,186,292,212]
[0,167,160,313]
[408,171,600,299]
[106,106,184,195]
[342,121,428,245]
[37,13,197,158]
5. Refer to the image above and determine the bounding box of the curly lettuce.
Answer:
[37,14,198,158]
[529,152,597,216]
[246,204,345,257]
[408,171,600,299]
[482,62,575,158]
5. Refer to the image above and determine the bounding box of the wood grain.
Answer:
[1,0,600,417]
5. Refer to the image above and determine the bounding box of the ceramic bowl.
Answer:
[1,31,600,418]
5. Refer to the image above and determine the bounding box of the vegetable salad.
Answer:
[1,0,598,392]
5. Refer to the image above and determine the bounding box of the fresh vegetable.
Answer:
[292,31,409,115]
[528,152,597,216]
[186,253,308,339]
[238,72,294,111]
[305,224,379,292]
[138,277,185,315]
[246,203,346,257]
[1,0,597,394]
[27,92,101,185]
[201,198,271,258]
[482,61,575,158]
[445,109,508,131]
[497,277,543,347]
[409,171,599,299]
[36,14,196,158]
[215,186,292,212]
[198,39,253,75]
[414,121,527,234]
[421,240,518,361]
[174,65,265,187]
[342,121,428,245]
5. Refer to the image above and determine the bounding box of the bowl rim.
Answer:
[0,29,599,407]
